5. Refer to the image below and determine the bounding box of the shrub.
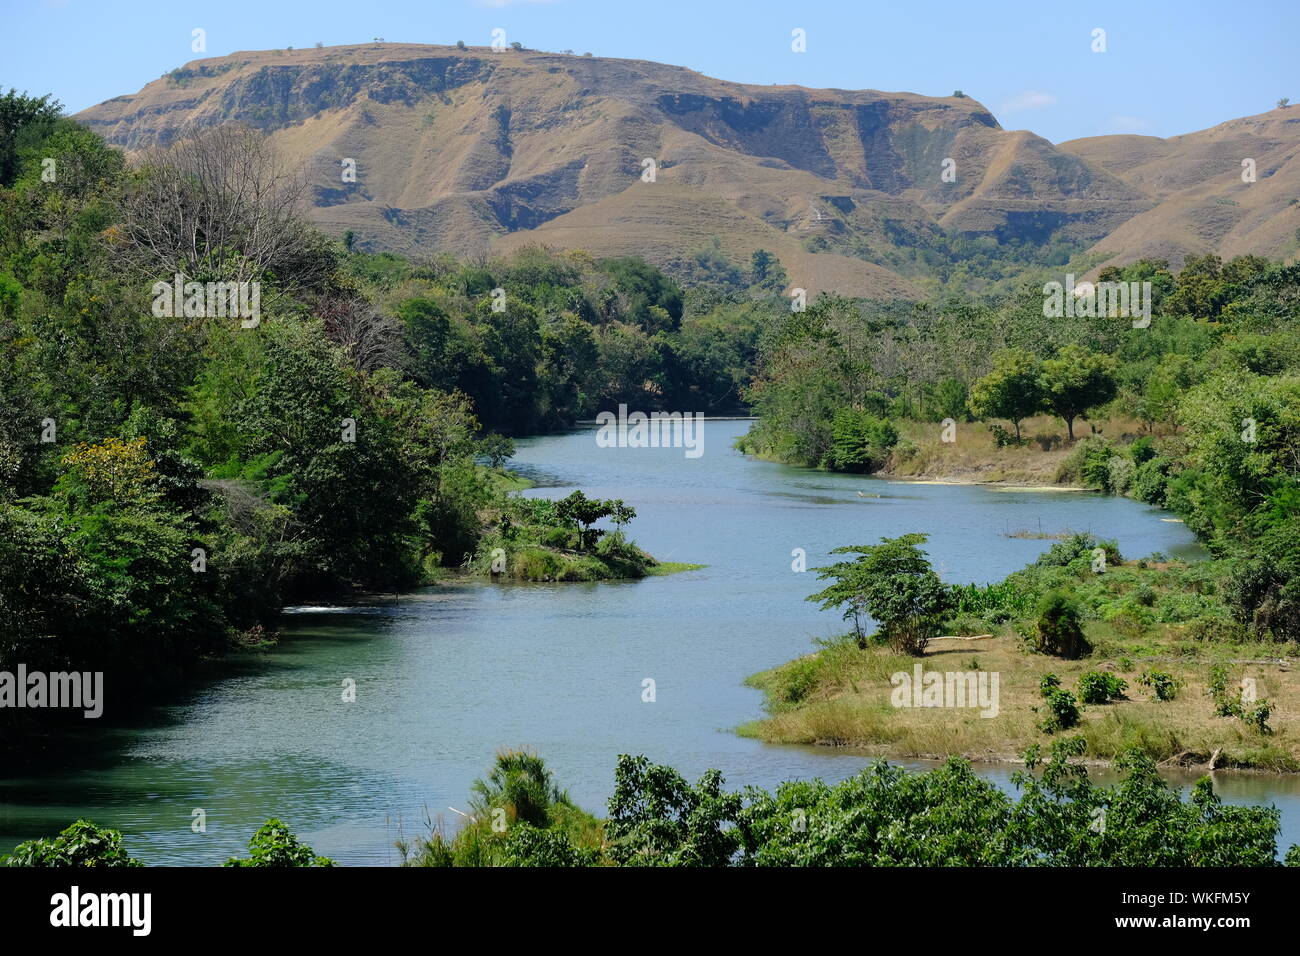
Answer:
[827,408,898,473]
[1040,688,1081,733]
[988,423,1028,448]
[1107,455,1136,495]
[1242,699,1274,734]
[1185,614,1245,642]
[1035,532,1121,570]
[2,820,142,867]
[1105,604,1153,639]
[1138,670,1181,701]
[1129,436,1157,466]
[1056,436,1113,489]
[499,824,601,867]
[1131,456,1172,505]
[223,819,335,867]
[1078,671,1128,704]
[1029,592,1092,659]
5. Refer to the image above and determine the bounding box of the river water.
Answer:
[3,420,1298,864]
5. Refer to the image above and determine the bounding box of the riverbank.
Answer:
[741,550,1300,772]
[738,413,1148,487]
[741,633,1300,772]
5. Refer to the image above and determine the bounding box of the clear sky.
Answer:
[3,0,1297,143]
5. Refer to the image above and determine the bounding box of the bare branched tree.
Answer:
[315,295,408,373]
[118,124,335,291]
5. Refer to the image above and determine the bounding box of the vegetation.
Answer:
[16,741,1300,866]
[1,820,142,867]
[805,534,952,653]
[744,528,1300,769]
[224,819,335,867]
[396,749,604,866]
[2,817,331,867]
[0,93,727,739]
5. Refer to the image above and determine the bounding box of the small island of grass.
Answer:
[466,488,700,582]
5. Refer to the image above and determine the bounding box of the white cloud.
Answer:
[1110,115,1152,132]
[999,90,1057,114]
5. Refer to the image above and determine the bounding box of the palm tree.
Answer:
[469,749,568,827]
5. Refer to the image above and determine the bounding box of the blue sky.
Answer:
[3,0,1296,143]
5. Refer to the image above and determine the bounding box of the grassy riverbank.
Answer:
[878,414,1141,486]
[741,543,1300,772]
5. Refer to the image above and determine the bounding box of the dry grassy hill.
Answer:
[76,43,1296,293]
[1060,108,1300,273]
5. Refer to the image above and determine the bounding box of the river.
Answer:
[3,419,1299,864]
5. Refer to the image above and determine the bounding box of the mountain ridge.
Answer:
[76,43,1298,294]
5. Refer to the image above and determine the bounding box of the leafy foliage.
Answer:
[807,534,952,653]
[1,820,141,867]
[223,819,334,867]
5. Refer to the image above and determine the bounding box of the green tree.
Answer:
[807,534,952,653]
[553,490,633,551]
[605,754,742,866]
[968,349,1042,439]
[827,408,897,472]
[478,433,515,469]
[0,89,63,187]
[1039,345,1118,441]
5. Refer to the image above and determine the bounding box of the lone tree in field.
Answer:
[968,348,1043,440]
[1038,345,1118,441]
[807,534,952,654]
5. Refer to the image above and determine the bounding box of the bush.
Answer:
[1105,604,1153,639]
[827,408,898,473]
[1035,532,1121,570]
[2,820,142,867]
[1107,455,1136,495]
[1029,592,1092,659]
[1131,456,1172,505]
[1056,436,1113,489]
[1138,670,1181,701]
[1078,671,1128,704]
[1185,614,1245,642]
[1243,699,1274,735]
[1040,688,1081,733]
[223,819,335,867]
[499,824,601,867]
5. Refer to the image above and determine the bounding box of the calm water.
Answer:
[4,420,1298,864]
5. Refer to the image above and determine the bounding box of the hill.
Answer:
[1060,108,1300,273]
[77,42,1160,297]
